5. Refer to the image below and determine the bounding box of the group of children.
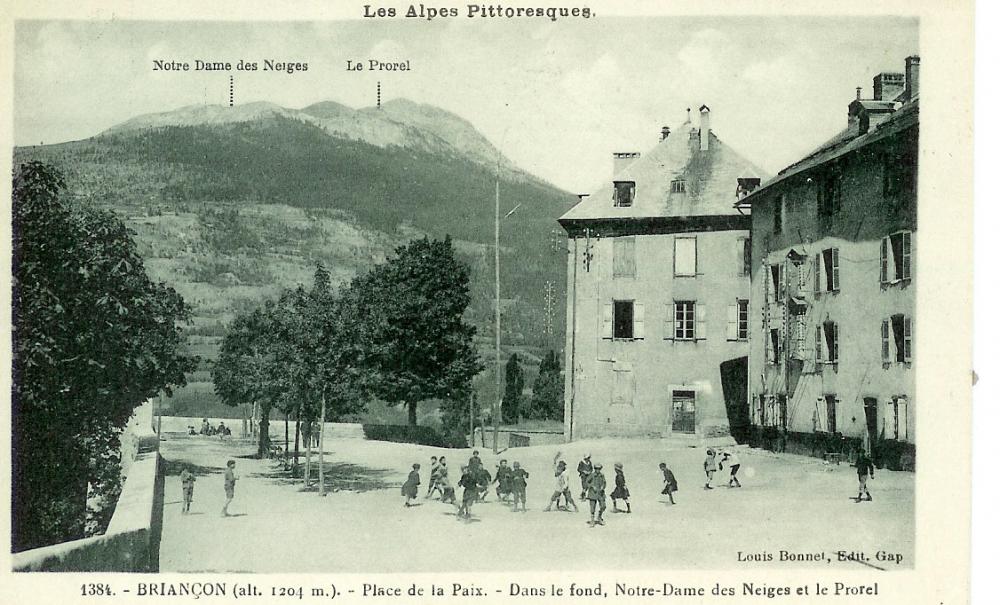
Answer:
[178,459,239,517]
[403,450,685,527]
[702,448,742,489]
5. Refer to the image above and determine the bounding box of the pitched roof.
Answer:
[741,99,918,205]
[559,125,769,222]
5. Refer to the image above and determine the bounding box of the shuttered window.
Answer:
[613,237,636,278]
[674,237,698,277]
[881,231,913,284]
[727,300,749,341]
[674,301,696,340]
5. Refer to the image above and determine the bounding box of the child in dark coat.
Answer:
[659,462,678,504]
[401,463,421,507]
[457,465,478,519]
[610,462,631,513]
[510,462,529,512]
[586,463,607,526]
[855,451,875,502]
[180,467,196,514]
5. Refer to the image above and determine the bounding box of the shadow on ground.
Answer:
[162,458,224,477]
[258,461,394,493]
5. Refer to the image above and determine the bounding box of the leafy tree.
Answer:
[344,236,482,425]
[11,161,196,551]
[502,354,525,424]
[530,350,565,421]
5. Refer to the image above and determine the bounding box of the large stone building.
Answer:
[559,107,767,441]
[740,57,918,468]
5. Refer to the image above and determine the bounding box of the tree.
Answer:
[12,161,197,551]
[344,236,482,425]
[502,354,525,424]
[530,350,565,421]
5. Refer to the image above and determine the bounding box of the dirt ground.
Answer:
[157,426,914,573]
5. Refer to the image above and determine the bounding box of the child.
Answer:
[437,456,450,500]
[720,450,742,487]
[457,465,478,519]
[221,460,238,517]
[476,465,492,502]
[703,449,717,490]
[855,450,875,502]
[586,462,607,526]
[610,462,631,513]
[494,459,512,502]
[545,453,579,512]
[659,462,678,504]
[577,454,593,500]
[510,462,529,512]
[426,456,441,498]
[180,467,196,514]
[401,463,421,507]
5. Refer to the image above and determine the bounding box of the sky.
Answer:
[14,17,918,193]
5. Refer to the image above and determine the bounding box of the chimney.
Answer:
[905,55,920,100]
[856,87,862,101]
[699,105,711,152]
[660,126,671,141]
[873,72,905,101]
[612,152,640,177]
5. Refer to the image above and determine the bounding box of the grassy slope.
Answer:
[14,117,573,423]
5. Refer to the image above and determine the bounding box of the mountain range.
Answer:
[14,99,576,422]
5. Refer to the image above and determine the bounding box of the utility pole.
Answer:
[493,153,501,455]
[318,391,327,496]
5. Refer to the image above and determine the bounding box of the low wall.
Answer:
[13,453,165,573]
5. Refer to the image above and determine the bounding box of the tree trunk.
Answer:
[257,401,271,458]
[284,412,290,468]
[318,392,327,496]
[407,401,417,426]
[293,407,301,476]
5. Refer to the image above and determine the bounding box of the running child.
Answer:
[544,453,579,512]
[855,450,875,502]
[719,449,742,487]
[703,449,717,489]
[457,465,478,519]
[510,462,529,512]
[610,462,631,513]
[659,462,678,504]
[180,466,196,514]
[401,463,421,507]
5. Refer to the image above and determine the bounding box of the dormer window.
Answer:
[613,181,635,207]
[671,179,687,194]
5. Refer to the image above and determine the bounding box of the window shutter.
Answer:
[903,317,912,362]
[815,399,826,432]
[633,302,645,339]
[884,401,892,439]
[663,303,674,340]
[881,319,891,363]
[814,253,822,293]
[696,303,707,340]
[726,304,738,340]
[795,315,808,358]
[831,248,840,291]
[815,326,824,363]
[601,303,613,339]
[832,323,839,362]
[902,232,912,279]
[899,398,908,441]
[778,264,785,298]
[766,330,774,362]
[735,239,744,276]
[880,237,889,283]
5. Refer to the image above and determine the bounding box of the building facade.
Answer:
[560,107,767,441]
[741,57,918,468]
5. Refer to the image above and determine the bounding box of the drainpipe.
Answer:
[568,236,579,442]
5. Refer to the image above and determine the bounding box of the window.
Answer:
[602,300,644,340]
[818,170,842,219]
[674,236,698,277]
[613,181,635,207]
[815,396,838,433]
[612,237,636,278]
[813,248,840,292]
[769,263,785,300]
[737,237,752,277]
[880,231,912,283]
[674,300,698,340]
[726,300,750,341]
[882,314,913,363]
[816,320,839,364]
[767,328,781,364]
[883,152,916,204]
[614,300,633,339]
[671,179,687,193]
[884,396,909,441]
[773,195,784,235]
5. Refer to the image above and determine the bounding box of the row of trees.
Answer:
[211,236,484,481]
[502,350,564,423]
[12,162,197,551]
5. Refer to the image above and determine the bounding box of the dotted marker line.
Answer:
[377,80,381,109]
[229,75,234,107]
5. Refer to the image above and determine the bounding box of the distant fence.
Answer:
[13,452,165,572]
